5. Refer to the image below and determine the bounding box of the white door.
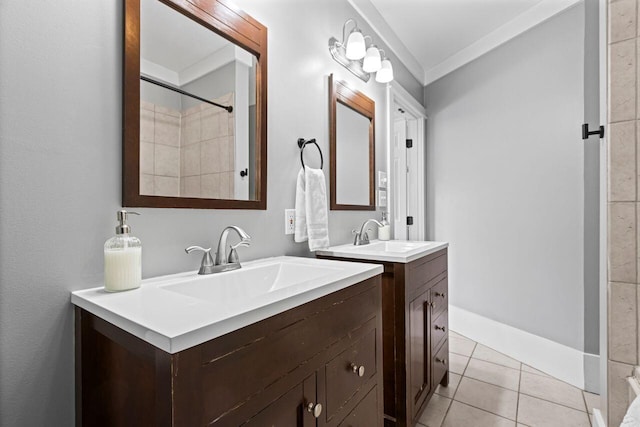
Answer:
[405,118,421,240]
[393,117,408,239]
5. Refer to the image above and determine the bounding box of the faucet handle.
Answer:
[228,241,250,264]
[230,241,251,250]
[185,246,215,275]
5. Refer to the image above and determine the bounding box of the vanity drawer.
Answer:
[337,385,379,427]
[431,309,448,353]
[430,277,448,319]
[325,327,378,422]
[407,250,447,292]
[432,340,449,389]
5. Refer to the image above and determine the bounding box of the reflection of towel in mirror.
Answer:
[622,394,640,426]
[294,167,330,251]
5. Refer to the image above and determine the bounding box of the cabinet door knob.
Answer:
[435,292,446,298]
[435,357,447,365]
[307,402,322,418]
[435,325,446,332]
[351,363,365,377]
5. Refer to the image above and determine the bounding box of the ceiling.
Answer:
[350,0,580,84]
[140,0,230,73]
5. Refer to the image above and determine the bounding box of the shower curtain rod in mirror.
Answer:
[140,75,233,113]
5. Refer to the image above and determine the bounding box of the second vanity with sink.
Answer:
[73,256,384,426]
[317,240,449,427]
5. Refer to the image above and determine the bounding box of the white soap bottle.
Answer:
[378,211,391,241]
[104,210,142,292]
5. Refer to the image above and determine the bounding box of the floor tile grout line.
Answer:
[466,355,522,372]
[515,362,522,423]
[581,389,590,414]
[437,393,454,427]
[456,370,527,394]
[517,390,590,414]
[450,395,518,423]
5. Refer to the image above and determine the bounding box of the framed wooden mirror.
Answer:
[123,0,267,209]
[329,74,375,210]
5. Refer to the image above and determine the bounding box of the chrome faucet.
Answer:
[352,219,383,246]
[185,226,251,274]
[214,226,251,269]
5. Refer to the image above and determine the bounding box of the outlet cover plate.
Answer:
[285,209,295,235]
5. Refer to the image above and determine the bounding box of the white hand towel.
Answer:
[294,168,308,242]
[294,167,330,251]
[622,394,640,426]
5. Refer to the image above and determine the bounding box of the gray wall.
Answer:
[0,0,422,425]
[181,61,236,110]
[424,4,590,352]
[140,79,182,110]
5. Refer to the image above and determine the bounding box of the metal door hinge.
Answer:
[406,139,413,148]
[582,124,604,140]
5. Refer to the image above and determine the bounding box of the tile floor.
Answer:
[418,331,601,427]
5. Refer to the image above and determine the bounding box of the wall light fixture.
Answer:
[328,19,394,83]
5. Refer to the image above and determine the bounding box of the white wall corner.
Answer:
[424,0,583,85]
[346,0,425,85]
[450,305,586,389]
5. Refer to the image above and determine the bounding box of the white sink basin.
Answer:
[162,261,340,303]
[316,240,448,263]
[71,256,382,353]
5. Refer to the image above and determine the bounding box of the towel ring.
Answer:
[298,138,323,169]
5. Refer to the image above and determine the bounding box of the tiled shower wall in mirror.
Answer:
[139,92,235,198]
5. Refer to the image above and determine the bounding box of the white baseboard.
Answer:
[584,352,601,394]
[449,305,586,389]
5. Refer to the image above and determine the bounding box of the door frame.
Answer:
[386,81,427,240]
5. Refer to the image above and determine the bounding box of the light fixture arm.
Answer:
[341,18,359,46]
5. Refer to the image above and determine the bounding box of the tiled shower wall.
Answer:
[139,93,235,198]
[608,0,640,425]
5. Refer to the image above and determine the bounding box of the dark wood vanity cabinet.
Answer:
[75,276,383,427]
[318,249,448,427]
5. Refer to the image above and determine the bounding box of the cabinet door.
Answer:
[408,289,431,419]
[337,386,378,427]
[244,374,318,427]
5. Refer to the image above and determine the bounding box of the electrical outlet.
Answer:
[285,209,295,235]
[378,190,387,207]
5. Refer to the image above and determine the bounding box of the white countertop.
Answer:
[316,240,449,263]
[71,256,383,354]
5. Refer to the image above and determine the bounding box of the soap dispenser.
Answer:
[104,210,142,292]
[378,211,391,241]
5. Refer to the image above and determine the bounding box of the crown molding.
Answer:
[424,0,583,85]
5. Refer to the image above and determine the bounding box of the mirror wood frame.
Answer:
[123,0,267,209]
[329,74,375,211]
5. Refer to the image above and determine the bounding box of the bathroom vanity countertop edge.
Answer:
[71,256,383,354]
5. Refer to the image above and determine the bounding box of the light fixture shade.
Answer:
[362,47,382,73]
[375,59,394,83]
[345,30,366,60]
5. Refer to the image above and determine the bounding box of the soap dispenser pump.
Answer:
[104,210,142,292]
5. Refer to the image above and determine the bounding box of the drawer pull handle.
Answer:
[435,325,446,332]
[435,357,447,365]
[435,292,446,298]
[350,363,366,377]
[307,402,322,418]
